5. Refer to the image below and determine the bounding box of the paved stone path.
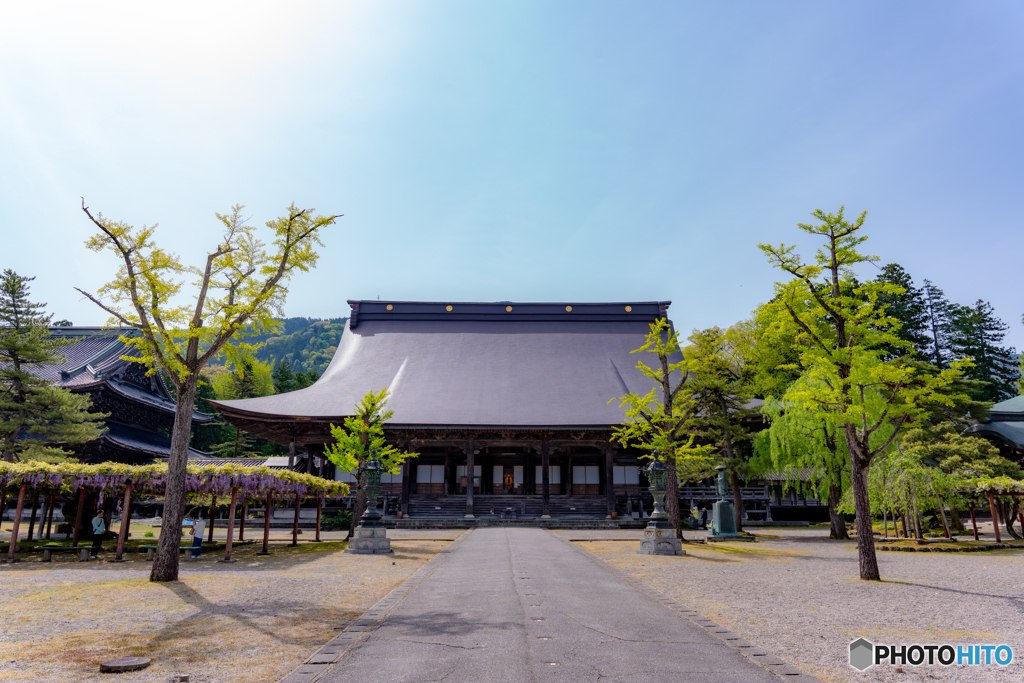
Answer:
[285,528,813,683]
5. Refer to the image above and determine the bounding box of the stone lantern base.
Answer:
[346,526,392,554]
[637,526,685,555]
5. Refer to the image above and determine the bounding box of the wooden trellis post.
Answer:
[222,487,238,563]
[291,492,301,547]
[239,504,247,541]
[987,492,1001,544]
[71,488,86,547]
[45,493,55,539]
[115,482,133,561]
[260,492,272,555]
[969,505,979,541]
[315,493,322,542]
[6,483,27,563]
[208,494,217,543]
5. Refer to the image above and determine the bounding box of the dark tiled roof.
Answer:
[989,395,1024,417]
[104,423,210,458]
[187,457,273,467]
[966,421,1024,450]
[28,328,212,423]
[214,300,678,427]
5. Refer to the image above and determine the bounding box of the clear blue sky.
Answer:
[2,2,1022,347]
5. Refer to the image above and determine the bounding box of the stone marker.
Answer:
[707,466,754,542]
[99,656,151,673]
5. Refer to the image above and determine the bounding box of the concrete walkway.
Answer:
[295,528,801,683]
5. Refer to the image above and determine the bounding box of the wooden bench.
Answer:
[35,546,90,562]
[139,546,193,561]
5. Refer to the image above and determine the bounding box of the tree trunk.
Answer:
[728,469,744,533]
[948,504,967,533]
[844,430,880,580]
[151,377,199,582]
[663,458,687,542]
[935,495,950,539]
[1005,500,1021,540]
[827,481,850,540]
[987,492,1001,544]
[968,505,979,540]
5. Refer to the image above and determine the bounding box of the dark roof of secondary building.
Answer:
[39,327,211,423]
[213,300,679,429]
[989,395,1024,419]
[97,423,210,461]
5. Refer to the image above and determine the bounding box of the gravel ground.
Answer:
[560,527,1024,683]
[0,534,458,682]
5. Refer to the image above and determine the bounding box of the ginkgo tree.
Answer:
[77,201,340,582]
[759,207,967,581]
[611,319,716,540]
[325,388,417,536]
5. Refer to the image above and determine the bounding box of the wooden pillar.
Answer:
[987,492,1001,544]
[115,482,133,561]
[291,492,301,546]
[71,488,86,547]
[317,445,325,478]
[6,483,27,563]
[315,494,322,542]
[239,504,247,541]
[444,447,453,495]
[605,444,615,519]
[26,489,39,541]
[566,448,574,496]
[288,437,296,468]
[260,492,272,555]
[465,440,475,518]
[541,441,550,518]
[45,493,56,539]
[306,443,313,474]
[207,495,217,543]
[223,487,238,562]
[969,505,979,541]
[400,459,412,514]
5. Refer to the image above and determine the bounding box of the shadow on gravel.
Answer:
[148,579,361,648]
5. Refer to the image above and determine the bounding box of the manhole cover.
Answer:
[100,656,151,673]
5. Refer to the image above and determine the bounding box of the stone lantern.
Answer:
[346,449,393,554]
[637,450,684,556]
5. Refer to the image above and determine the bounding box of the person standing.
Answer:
[90,509,105,558]
[190,513,206,559]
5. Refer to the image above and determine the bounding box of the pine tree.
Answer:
[272,360,297,394]
[683,327,757,532]
[947,300,1020,402]
[874,264,931,359]
[921,279,953,367]
[0,270,106,462]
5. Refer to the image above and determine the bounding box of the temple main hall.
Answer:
[211,300,674,521]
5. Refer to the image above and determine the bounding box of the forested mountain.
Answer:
[206,317,347,374]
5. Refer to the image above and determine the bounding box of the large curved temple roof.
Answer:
[211,301,679,442]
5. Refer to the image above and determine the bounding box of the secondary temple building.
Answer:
[211,300,677,520]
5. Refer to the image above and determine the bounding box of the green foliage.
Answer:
[212,358,275,400]
[322,510,352,530]
[758,207,968,461]
[682,327,757,476]
[873,263,932,360]
[610,319,716,475]
[946,300,1020,402]
[272,360,320,394]
[325,388,417,476]
[901,422,1022,481]
[0,270,106,462]
[78,202,339,388]
[726,313,801,400]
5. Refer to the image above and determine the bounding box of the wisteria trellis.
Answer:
[0,461,349,503]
